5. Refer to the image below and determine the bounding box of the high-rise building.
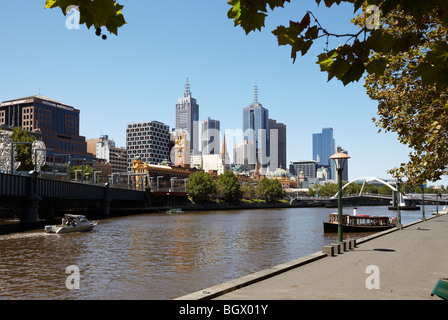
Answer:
[0,95,91,166]
[242,85,269,169]
[175,78,199,155]
[336,145,349,181]
[126,121,170,169]
[312,127,335,179]
[201,117,220,155]
[268,119,286,170]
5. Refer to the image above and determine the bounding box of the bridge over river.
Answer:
[290,176,448,208]
[0,172,188,224]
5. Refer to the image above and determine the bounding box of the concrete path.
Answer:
[177,213,448,300]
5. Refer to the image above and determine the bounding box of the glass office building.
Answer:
[312,127,335,179]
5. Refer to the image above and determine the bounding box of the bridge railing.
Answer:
[38,177,105,199]
[0,172,185,201]
[0,172,30,197]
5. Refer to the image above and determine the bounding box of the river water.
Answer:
[0,205,438,300]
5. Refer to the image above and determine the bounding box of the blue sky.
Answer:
[0,0,443,185]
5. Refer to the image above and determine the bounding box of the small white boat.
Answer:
[45,214,98,234]
[167,208,183,214]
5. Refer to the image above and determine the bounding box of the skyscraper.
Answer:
[201,117,220,155]
[312,127,335,179]
[175,78,199,155]
[269,118,286,170]
[336,145,349,181]
[243,85,269,169]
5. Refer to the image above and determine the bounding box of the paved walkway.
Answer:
[177,213,448,300]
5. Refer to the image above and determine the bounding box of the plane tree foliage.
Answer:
[355,7,448,185]
[44,0,126,36]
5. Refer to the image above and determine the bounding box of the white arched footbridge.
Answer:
[331,176,404,204]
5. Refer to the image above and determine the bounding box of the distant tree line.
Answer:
[185,171,286,204]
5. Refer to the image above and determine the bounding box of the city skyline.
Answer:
[0,1,443,185]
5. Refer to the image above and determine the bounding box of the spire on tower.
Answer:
[253,85,258,103]
[184,77,191,97]
[221,134,227,156]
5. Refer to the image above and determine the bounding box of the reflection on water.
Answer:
[0,206,434,299]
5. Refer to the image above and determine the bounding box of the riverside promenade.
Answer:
[177,213,448,300]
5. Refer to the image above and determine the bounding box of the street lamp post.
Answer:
[393,174,402,229]
[421,184,426,221]
[330,152,351,243]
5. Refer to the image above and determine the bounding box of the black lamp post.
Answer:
[330,152,350,243]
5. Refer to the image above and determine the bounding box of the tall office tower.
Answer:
[243,85,269,169]
[126,120,170,169]
[336,145,349,181]
[0,95,91,166]
[201,117,220,155]
[268,119,286,170]
[312,127,335,179]
[175,78,199,155]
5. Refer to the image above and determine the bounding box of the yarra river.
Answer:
[0,205,438,299]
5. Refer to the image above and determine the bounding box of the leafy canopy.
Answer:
[185,172,216,203]
[256,177,285,202]
[227,0,448,87]
[45,0,126,35]
[216,170,244,202]
[358,7,448,184]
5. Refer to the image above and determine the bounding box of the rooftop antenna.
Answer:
[254,84,258,103]
[184,77,191,97]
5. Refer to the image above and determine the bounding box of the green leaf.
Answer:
[365,57,388,76]
[339,59,365,85]
[317,51,338,72]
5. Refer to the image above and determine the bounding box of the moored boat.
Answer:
[45,214,98,234]
[167,208,184,214]
[323,213,395,233]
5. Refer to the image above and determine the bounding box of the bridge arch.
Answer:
[331,176,397,199]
